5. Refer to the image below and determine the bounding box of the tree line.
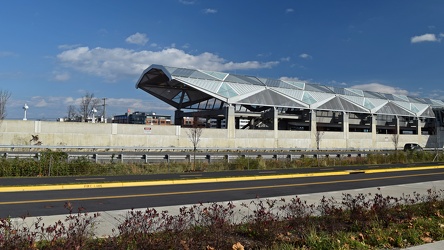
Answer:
[0,90,105,123]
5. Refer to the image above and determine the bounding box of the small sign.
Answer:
[144,127,152,134]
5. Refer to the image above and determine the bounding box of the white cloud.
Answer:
[285,8,294,13]
[53,71,70,81]
[30,96,49,108]
[179,0,195,4]
[280,76,303,82]
[280,57,290,62]
[125,33,149,46]
[299,53,312,59]
[203,8,217,14]
[350,83,409,95]
[410,33,439,43]
[57,47,279,80]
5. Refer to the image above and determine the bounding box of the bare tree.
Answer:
[67,105,77,121]
[0,90,11,122]
[315,129,324,151]
[391,134,399,151]
[186,118,203,171]
[314,128,324,167]
[79,92,101,122]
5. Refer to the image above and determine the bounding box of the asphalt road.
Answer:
[1,164,444,218]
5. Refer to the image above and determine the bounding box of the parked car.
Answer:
[403,143,423,151]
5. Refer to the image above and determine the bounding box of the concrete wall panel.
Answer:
[0,120,440,150]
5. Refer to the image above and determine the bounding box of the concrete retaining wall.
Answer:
[0,120,441,150]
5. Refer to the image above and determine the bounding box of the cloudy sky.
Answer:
[1,0,444,120]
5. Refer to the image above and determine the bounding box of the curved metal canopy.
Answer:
[136,64,444,118]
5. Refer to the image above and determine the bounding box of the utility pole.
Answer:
[102,98,107,123]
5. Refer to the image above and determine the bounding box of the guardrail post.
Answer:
[94,154,98,163]
[273,154,278,160]
[120,154,124,163]
[164,154,170,172]
[4,153,7,159]
[287,154,292,161]
[36,153,41,161]
[224,154,230,163]
[206,154,211,164]
[186,154,191,164]
[144,154,148,164]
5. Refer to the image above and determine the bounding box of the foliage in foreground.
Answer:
[1,189,444,250]
[1,149,443,177]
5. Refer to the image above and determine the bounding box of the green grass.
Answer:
[1,150,443,177]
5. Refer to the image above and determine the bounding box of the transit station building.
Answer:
[136,64,444,149]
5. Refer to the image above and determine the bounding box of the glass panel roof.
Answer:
[138,65,444,118]
[304,83,334,93]
[341,95,364,106]
[410,104,420,113]
[224,74,264,85]
[345,88,364,97]
[171,68,195,77]
[407,96,427,104]
[271,88,304,101]
[260,78,297,89]
[363,98,376,109]
[392,94,409,102]
[189,70,220,80]
[176,77,221,93]
[200,70,228,80]
[217,83,238,98]
[302,92,317,104]
[282,80,305,90]
[328,86,346,95]
[339,97,369,112]
[228,82,265,95]
[363,91,385,99]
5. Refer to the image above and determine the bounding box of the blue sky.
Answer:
[1,0,444,120]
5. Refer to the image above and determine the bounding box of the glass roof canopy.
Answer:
[136,64,444,118]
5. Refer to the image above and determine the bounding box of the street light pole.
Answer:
[102,98,107,123]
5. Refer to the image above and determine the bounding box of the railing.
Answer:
[0,144,394,152]
[0,145,440,164]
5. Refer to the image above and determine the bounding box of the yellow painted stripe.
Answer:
[1,171,443,206]
[0,165,443,193]
[364,165,444,174]
[0,171,350,192]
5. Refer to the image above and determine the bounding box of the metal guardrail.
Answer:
[0,151,381,164]
[0,144,400,152]
[0,145,441,164]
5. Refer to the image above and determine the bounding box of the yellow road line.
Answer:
[1,171,443,206]
[0,171,350,192]
[1,165,443,193]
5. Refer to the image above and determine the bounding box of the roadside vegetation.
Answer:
[1,150,443,249]
[0,149,442,177]
[1,188,443,249]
